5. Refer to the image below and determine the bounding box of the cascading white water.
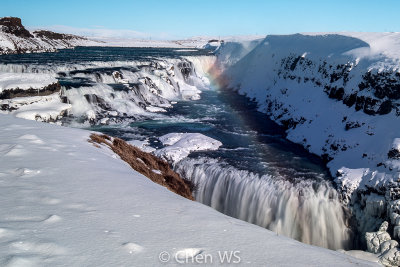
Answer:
[175,157,352,250]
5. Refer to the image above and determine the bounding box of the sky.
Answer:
[1,0,399,39]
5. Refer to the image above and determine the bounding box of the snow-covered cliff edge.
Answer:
[216,33,400,260]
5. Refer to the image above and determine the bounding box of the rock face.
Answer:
[33,30,78,40]
[0,17,32,38]
[0,82,61,99]
[215,34,400,253]
[0,17,96,54]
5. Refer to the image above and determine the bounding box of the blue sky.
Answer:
[1,0,399,39]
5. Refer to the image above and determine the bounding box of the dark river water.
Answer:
[91,85,331,183]
[91,83,351,250]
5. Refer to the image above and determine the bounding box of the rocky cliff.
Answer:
[216,33,400,265]
[0,17,97,54]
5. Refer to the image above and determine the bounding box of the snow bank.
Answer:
[0,73,57,92]
[154,133,222,163]
[0,93,71,122]
[0,114,376,266]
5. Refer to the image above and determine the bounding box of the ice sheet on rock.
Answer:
[0,93,71,122]
[154,133,222,163]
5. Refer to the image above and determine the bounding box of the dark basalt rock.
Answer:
[33,30,83,40]
[345,121,363,131]
[355,96,365,111]
[388,149,400,159]
[0,104,17,111]
[178,62,192,80]
[343,93,357,107]
[328,87,345,101]
[363,97,379,115]
[0,17,33,38]
[84,94,111,110]
[279,54,400,117]
[280,117,306,130]
[290,56,302,71]
[321,153,333,164]
[0,82,61,99]
[60,96,69,104]
[360,71,400,100]
[378,100,393,115]
[354,96,380,115]
[280,118,298,129]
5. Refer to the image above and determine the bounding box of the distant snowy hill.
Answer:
[0,17,263,52]
[0,17,99,54]
[84,35,263,50]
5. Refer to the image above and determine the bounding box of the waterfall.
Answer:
[175,157,352,250]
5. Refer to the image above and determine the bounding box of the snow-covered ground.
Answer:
[0,93,71,122]
[0,73,57,92]
[69,35,264,50]
[0,114,377,266]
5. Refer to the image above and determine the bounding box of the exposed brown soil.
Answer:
[89,134,194,200]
